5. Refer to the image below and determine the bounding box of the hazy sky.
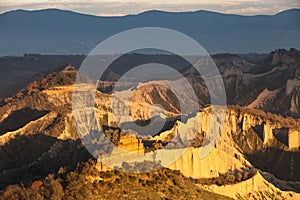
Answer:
[1,0,300,16]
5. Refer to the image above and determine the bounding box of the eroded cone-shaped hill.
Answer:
[221,49,300,117]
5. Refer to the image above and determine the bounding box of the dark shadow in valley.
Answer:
[252,124,264,141]
[0,108,49,136]
[273,128,289,147]
[106,111,198,137]
[0,133,92,189]
[117,116,179,137]
[245,148,300,187]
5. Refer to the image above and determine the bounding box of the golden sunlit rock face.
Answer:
[118,135,144,154]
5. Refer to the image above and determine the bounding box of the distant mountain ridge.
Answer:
[0,8,299,55]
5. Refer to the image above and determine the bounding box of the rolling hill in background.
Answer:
[0,8,300,55]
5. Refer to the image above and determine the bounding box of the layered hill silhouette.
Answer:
[0,8,300,55]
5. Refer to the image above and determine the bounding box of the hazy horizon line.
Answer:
[1,7,299,17]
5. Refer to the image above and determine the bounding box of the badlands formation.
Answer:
[1,51,300,199]
[1,85,299,199]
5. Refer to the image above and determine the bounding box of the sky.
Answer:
[0,0,300,16]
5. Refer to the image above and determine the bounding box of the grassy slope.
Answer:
[0,160,233,200]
